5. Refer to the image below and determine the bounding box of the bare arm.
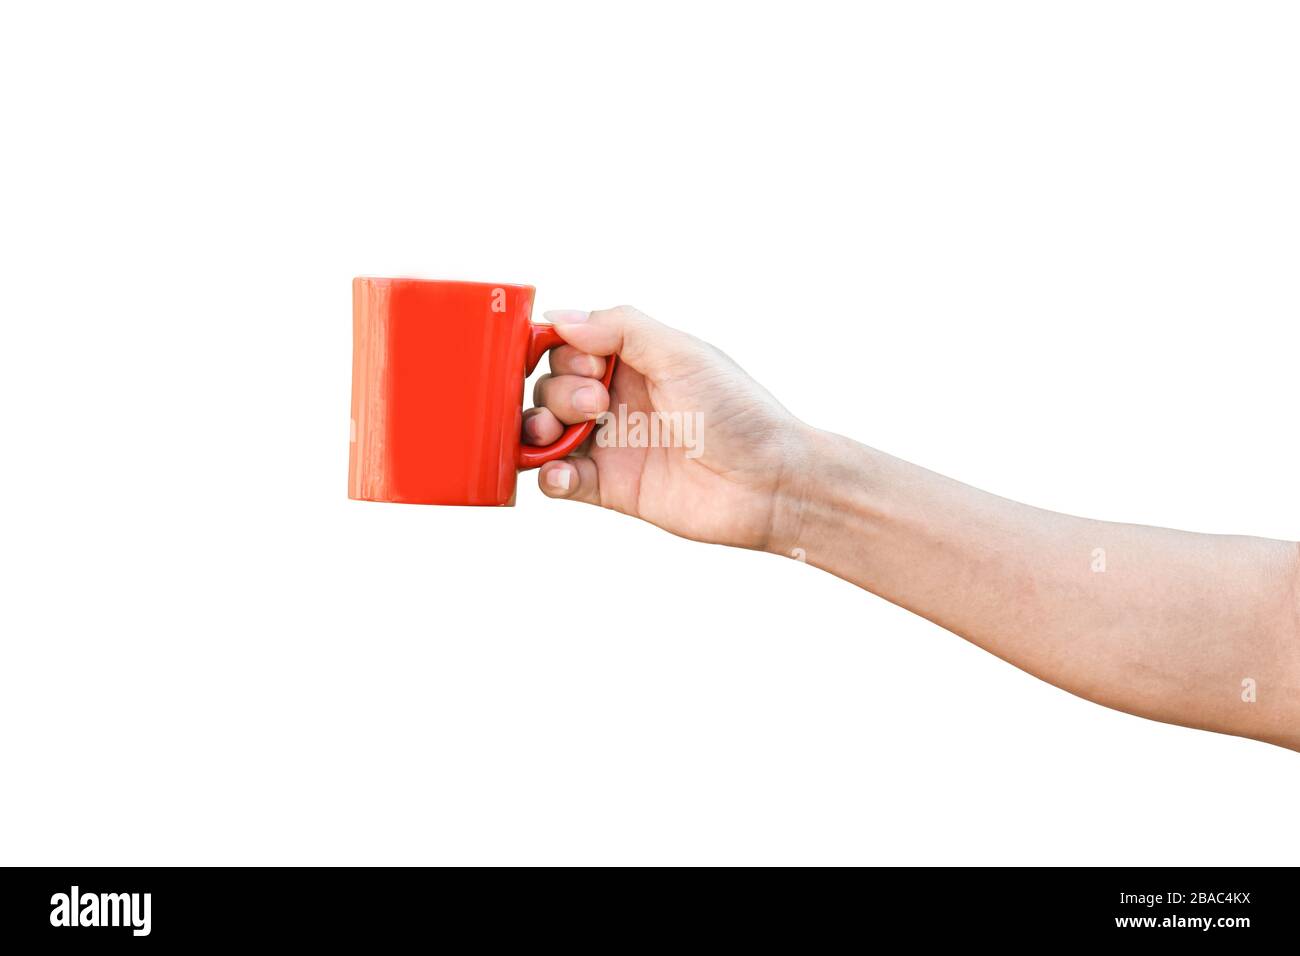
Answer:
[769,430,1300,750]
[529,305,1300,751]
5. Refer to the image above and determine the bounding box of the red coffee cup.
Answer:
[349,277,615,506]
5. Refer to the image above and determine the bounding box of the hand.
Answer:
[523,305,807,550]
[524,311,1300,754]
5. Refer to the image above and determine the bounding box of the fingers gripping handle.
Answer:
[517,323,617,470]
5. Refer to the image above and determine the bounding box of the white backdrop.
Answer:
[1,1,1296,865]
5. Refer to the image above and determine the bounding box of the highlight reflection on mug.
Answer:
[594,404,705,459]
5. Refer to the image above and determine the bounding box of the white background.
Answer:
[1,1,1296,865]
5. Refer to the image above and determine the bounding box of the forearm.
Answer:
[773,427,1300,750]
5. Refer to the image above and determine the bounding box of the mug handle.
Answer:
[517,323,618,470]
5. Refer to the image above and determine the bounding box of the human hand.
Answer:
[524,306,807,550]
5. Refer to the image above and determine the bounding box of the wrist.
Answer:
[766,425,885,561]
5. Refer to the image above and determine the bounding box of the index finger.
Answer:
[547,344,606,379]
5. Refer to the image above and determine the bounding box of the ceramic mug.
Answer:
[349,277,616,505]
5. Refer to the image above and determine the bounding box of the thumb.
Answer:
[543,305,707,380]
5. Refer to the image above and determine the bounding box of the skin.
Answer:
[526,306,1300,752]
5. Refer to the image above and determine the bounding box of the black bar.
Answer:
[0,866,1291,945]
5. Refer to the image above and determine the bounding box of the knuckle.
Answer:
[601,304,640,323]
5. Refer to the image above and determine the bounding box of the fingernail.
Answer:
[572,385,601,416]
[547,467,571,492]
[544,309,590,324]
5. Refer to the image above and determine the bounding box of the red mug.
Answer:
[348,278,615,506]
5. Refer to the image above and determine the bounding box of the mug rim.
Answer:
[353,276,535,294]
